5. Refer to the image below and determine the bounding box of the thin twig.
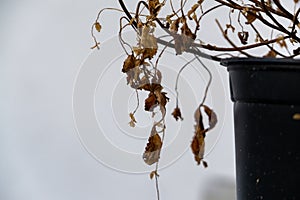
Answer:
[175,57,197,107]
[193,48,212,106]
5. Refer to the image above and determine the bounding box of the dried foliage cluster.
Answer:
[91,0,299,199]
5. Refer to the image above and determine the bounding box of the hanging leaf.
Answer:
[94,22,102,32]
[263,50,277,58]
[170,18,181,33]
[122,54,137,73]
[154,90,169,108]
[140,83,168,111]
[172,106,183,121]
[143,127,163,165]
[245,11,257,24]
[191,105,217,166]
[181,22,197,50]
[238,31,249,45]
[137,25,158,60]
[225,24,235,35]
[145,92,158,111]
[276,36,287,48]
[148,0,163,17]
[293,47,300,55]
[90,42,100,50]
[150,170,159,179]
[128,113,137,127]
[151,69,162,84]
[187,4,199,20]
[202,105,218,130]
[173,34,184,55]
[191,128,206,165]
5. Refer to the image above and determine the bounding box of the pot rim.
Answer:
[220,57,300,71]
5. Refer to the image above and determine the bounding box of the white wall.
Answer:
[0,1,235,200]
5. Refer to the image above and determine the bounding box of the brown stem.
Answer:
[196,35,290,53]
[273,0,299,24]
[260,0,290,35]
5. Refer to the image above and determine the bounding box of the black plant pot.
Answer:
[221,58,300,200]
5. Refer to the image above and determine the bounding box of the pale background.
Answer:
[0,1,236,200]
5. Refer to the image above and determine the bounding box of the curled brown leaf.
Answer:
[245,11,257,24]
[202,105,218,130]
[143,127,162,165]
[191,105,217,166]
[150,170,159,179]
[94,22,102,32]
[238,31,249,45]
[129,113,137,127]
[191,126,205,165]
[263,50,277,57]
[145,92,158,111]
[187,4,199,20]
[172,107,183,121]
[122,54,137,73]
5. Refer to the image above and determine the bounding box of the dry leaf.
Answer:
[138,83,162,92]
[137,25,158,60]
[238,31,249,45]
[143,127,162,165]
[194,107,204,131]
[263,50,277,58]
[148,0,163,17]
[145,92,158,111]
[225,24,235,35]
[276,36,287,48]
[173,34,184,55]
[191,105,217,166]
[181,22,196,49]
[122,54,137,73]
[245,11,257,24]
[202,105,218,130]
[191,127,205,165]
[154,90,169,108]
[129,113,137,127]
[150,170,159,179]
[170,18,181,33]
[138,83,168,111]
[293,47,300,55]
[94,22,102,32]
[197,0,204,4]
[187,4,199,20]
[202,160,208,168]
[172,107,183,121]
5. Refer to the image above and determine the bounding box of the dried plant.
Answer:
[90,1,299,199]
